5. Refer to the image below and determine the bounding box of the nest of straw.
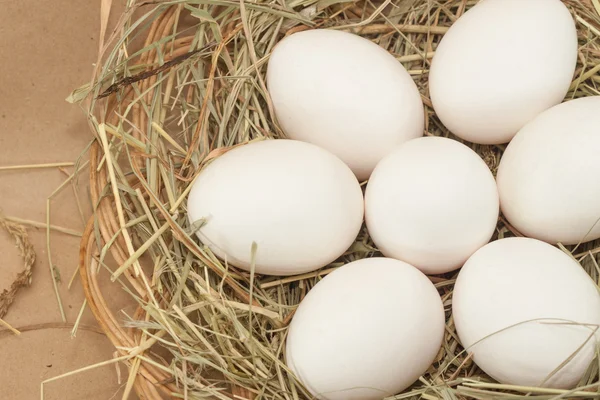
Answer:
[73,0,600,398]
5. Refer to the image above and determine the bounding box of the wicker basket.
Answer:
[78,1,600,399]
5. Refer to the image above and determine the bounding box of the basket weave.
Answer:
[81,7,207,399]
[79,4,285,399]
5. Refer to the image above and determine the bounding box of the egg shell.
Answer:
[286,257,445,400]
[429,0,577,144]
[453,237,600,389]
[267,29,424,181]
[365,137,499,274]
[497,96,600,245]
[186,139,364,276]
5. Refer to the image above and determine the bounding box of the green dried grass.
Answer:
[70,0,600,399]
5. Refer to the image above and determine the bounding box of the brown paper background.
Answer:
[0,1,138,399]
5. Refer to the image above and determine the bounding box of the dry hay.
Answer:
[70,0,600,398]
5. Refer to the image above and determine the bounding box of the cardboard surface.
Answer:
[0,1,136,399]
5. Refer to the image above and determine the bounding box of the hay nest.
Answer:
[73,0,600,398]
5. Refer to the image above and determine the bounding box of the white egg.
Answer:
[453,237,600,389]
[429,0,577,144]
[267,29,424,181]
[186,139,363,276]
[497,97,600,245]
[365,137,498,274]
[286,258,445,400]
